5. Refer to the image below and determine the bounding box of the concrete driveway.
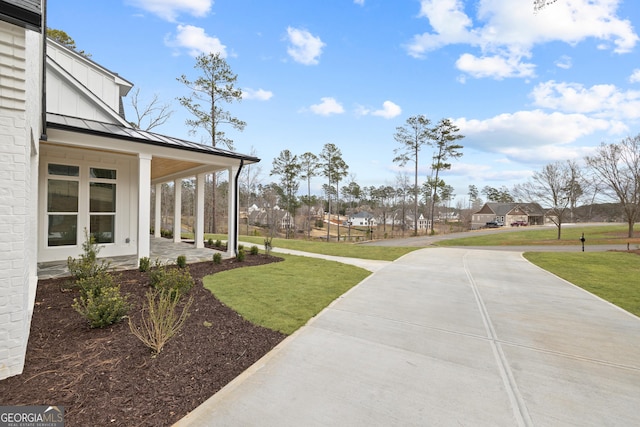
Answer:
[176,247,640,426]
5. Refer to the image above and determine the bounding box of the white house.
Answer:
[348,211,376,227]
[0,1,259,380]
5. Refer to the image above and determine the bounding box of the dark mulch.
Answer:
[0,254,286,427]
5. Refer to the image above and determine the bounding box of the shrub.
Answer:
[250,245,259,255]
[139,257,151,272]
[72,273,129,328]
[67,229,110,283]
[213,252,222,264]
[238,244,244,251]
[236,249,245,262]
[214,239,222,247]
[264,237,273,255]
[176,255,187,269]
[129,289,193,355]
[149,262,194,300]
[207,238,214,246]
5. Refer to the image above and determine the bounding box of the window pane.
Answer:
[48,164,79,176]
[90,168,117,180]
[90,215,114,243]
[48,215,77,246]
[48,180,79,212]
[90,183,116,212]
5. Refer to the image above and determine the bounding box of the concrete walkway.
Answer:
[175,247,640,426]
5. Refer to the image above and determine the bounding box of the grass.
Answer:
[437,224,640,247]
[524,251,640,317]
[204,254,370,334]
[204,234,418,261]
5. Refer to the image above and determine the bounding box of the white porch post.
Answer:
[174,178,182,243]
[154,183,161,238]
[137,153,152,261]
[227,166,239,258]
[195,173,205,248]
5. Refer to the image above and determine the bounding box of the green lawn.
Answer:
[204,234,418,261]
[524,252,640,317]
[204,254,370,334]
[437,224,640,247]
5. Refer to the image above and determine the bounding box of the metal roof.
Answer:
[46,113,260,163]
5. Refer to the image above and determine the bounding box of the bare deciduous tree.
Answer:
[129,88,173,131]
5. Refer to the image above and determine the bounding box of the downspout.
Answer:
[232,159,244,256]
[40,0,47,141]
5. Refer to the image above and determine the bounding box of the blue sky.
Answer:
[48,0,640,203]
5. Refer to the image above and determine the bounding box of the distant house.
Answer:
[405,213,431,231]
[471,203,545,229]
[348,211,376,227]
[1,2,259,380]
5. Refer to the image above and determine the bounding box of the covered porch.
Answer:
[37,236,227,279]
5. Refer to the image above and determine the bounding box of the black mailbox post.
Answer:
[580,233,585,252]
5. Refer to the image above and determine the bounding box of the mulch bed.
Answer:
[0,254,286,426]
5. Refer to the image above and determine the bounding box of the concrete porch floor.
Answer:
[37,236,224,280]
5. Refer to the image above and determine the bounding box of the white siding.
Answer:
[0,20,41,380]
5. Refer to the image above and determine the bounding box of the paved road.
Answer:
[175,247,640,426]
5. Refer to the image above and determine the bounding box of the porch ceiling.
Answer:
[151,158,204,181]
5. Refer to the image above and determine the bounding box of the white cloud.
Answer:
[357,101,402,119]
[406,0,638,80]
[454,110,621,156]
[242,88,273,101]
[165,24,226,57]
[555,55,572,69]
[456,53,535,79]
[630,69,640,83]
[531,80,640,120]
[286,27,325,65]
[354,0,365,5]
[126,0,212,22]
[309,97,344,116]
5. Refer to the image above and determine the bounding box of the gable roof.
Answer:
[0,0,41,30]
[46,113,260,164]
[478,202,545,216]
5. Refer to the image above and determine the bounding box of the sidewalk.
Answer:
[175,247,640,426]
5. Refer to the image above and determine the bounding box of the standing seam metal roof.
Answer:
[46,113,260,163]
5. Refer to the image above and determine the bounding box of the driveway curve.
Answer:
[176,247,640,426]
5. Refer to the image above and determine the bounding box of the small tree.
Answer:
[300,152,320,238]
[270,150,301,239]
[585,135,640,238]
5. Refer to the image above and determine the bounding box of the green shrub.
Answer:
[207,238,214,246]
[213,252,222,264]
[139,257,151,272]
[72,273,129,328]
[214,239,222,247]
[250,245,259,255]
[236,249,245,262]
[129,289,193,355]
[176,255,187,269]
[67,229,110,283]
[238,244,244,251]
[149,262,194,300]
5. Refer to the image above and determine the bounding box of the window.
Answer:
[45,164,118,247]
[89,168,117,244]
[47,164,80,246]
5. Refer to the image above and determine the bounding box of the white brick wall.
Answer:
[0,20,41,380]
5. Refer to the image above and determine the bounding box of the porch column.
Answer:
[227,162,243,258]
[174,178,182,243]
[194,173,205,248]
[154,183,161,238]
[137,153,152,261]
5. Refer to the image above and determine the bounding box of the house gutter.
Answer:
[40,0,47,141]
[232,159,244,256]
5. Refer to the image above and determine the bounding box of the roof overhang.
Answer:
[0,0,41,31]
[45,113,260,183]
